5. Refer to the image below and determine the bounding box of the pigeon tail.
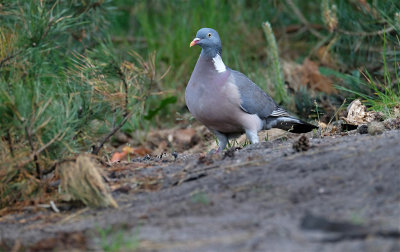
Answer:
[264,116,317,133]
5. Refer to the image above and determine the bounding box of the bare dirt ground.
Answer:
[1,129,400,252]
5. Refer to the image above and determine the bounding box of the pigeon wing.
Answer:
[230,70,289,118]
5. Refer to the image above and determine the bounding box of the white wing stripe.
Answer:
[270,108,289,116]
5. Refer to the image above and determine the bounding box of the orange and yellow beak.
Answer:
[190,38,200,47]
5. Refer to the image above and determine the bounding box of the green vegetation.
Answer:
[191,191,210,205]
[97,225,140,252]
[331,36,400,115]
[0,0,399,209]
[0,0,163,208]
[111,0,399,117]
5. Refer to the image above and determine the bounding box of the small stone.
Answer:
[357,124,368,134]
[368,121,385,135]
[113,132,129,144]
[223,147,241,159]
[373,111,385,121]
[332,120,343,132]
[172,151,178,160]
[197,155,214,165]
[174,128,198,146]
[383,118,400,130]
[113,185,131,194]
[159,152,175,162]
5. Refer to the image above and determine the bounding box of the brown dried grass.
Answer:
[58,155,117,208]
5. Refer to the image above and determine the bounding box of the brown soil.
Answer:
[1,129,400,252]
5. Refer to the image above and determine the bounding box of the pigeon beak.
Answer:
[190,38,200,47]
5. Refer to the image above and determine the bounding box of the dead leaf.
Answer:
[146,126,203,154]
[301,59,337,94]
[110,152,126,162]
[316,46,338,68]
[342,99,379,125]
[318,122,328,130]
[283,59,337,94]
[174,128,197,145]
[111,146,151,162]
[131,146,151,156]
[393,105,400,118]
[29,231,86,252]
[113,132,129,144]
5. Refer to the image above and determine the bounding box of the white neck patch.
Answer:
[212,54,226,73]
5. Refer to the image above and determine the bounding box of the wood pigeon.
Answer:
[186,28,317,152]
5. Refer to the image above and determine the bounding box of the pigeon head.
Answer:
[190,28,222,58]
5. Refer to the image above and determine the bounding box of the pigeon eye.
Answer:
[207,33,212,38]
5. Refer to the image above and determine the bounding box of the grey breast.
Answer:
[185,56,245,133]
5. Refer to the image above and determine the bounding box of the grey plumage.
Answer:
[231,70,279,117]
[186,28,317,152]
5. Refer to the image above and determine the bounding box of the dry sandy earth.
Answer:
[1,129,400,251]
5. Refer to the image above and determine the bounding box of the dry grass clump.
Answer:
[59,155,118,208]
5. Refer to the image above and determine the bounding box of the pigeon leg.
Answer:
[213,130,228,152]
[245,129,259,144]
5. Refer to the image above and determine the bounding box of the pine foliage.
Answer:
[0,1,162,208]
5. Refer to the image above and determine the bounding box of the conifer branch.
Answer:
[0,52,20,68]
[25,126,41,179]
[337,26,395,36]
[91,112,132,155]
[17,131,66,169]
[5,131,14,157]
[91,68,132,155]
[285,0,325,39]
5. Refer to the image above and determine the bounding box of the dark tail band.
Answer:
[264,116,317,133]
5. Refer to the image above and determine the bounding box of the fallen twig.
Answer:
[16,131,66,169]
[285,0,325,39]
[172,172,208,186]
[337,26,395,36]
[0,52,20,68]
[116,67,129,116]
[58,207,89,224]
[5,130,14,157]
[50,201,60,213]
[91,112,132,155]
[25,125,41,178]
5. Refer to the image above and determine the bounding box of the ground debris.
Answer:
[300,212,400,242]
[342,99,383,125]
[383,117,400,130]
[301,212,365,233]
[111,146,151,162]
[293,135,310,152]
[282,59,337,94]
[172,172,208,186]
[130,170,164,191]
[29,231,87,251]
[147,126,207,155]
[223,147,242,159]
[357,124,369,134]
[368,121,385,135]
[197,154,214,165]
[112,184,132,194]
[2,130,400,252]
[174,128,199,146]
